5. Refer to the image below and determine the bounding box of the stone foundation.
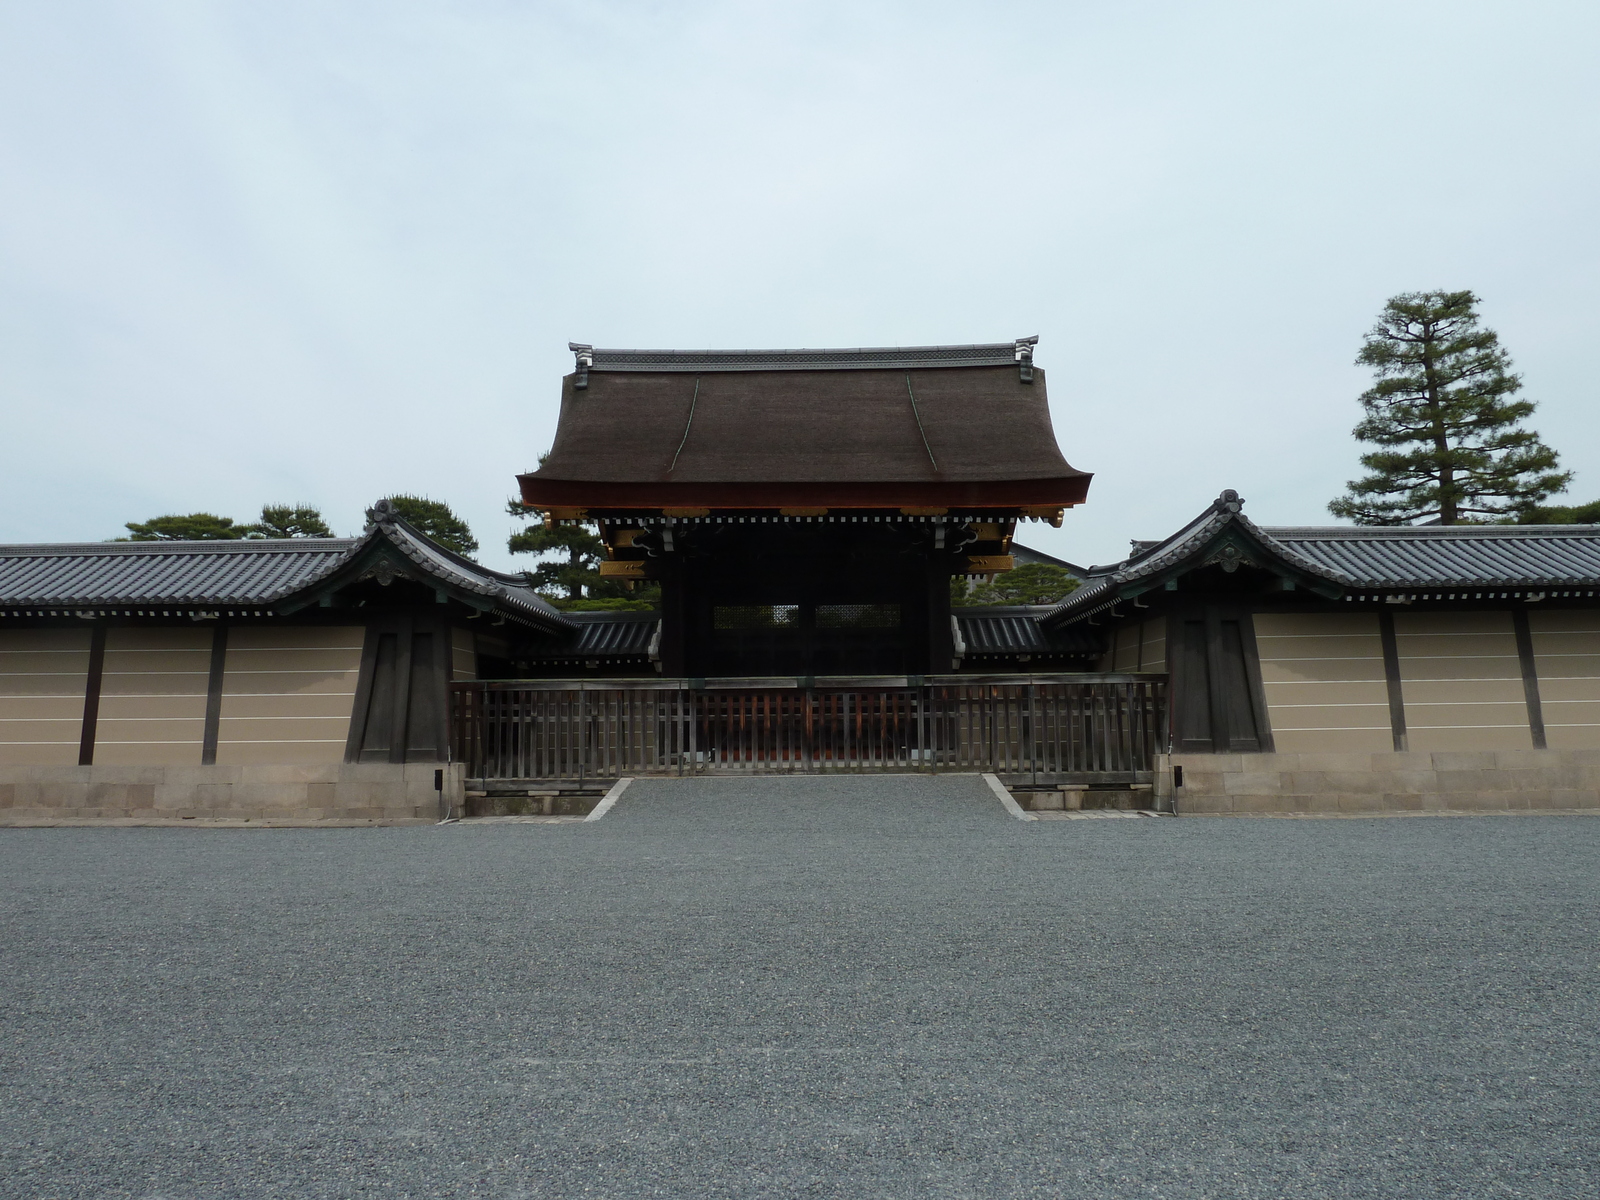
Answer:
[1160,749,1600,815]
[0,763,467,825]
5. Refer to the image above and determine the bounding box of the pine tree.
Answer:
[1329,291,1570,525]
[121,513,247,540]
[249,504,334,538]
[507,499,658,609]
[384,495,478,556]
[951,563,1080,606]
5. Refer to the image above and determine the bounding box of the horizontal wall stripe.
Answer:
[1260,659,1388,668]
[1406,723,1531,730]
[1256,701,1395,709]
[213,691,357,698]
[226,646,363,653]
[217,672,358,681]
[216,738,348,745]
[1268,725,1392,732]
[1403,700,1534,707]
[218,715,350,722]
[94,739,204,745]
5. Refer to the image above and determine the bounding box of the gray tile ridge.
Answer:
[1266,524,1600,538]
[585,341,1025,372]
[0,538,357,557]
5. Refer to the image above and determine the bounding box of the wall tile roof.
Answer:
[956,608,1105,657]
[1265,526,1600,588]
[526,612,660,658]
[0,539,354,607]
[0,504,571,633]
[1047,489,1600,626]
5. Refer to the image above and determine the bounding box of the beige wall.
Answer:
[1252,612,1392,753]
[0,629,90,765]
[216,626,363,765]
[1529,609,1600,750]
[1105,618,1166,673]
[451,627,477,681]
[1140,620,1166,674]
[1394,610,1532,752]
[95,627,211,766]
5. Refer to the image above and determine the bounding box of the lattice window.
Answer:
[713,605,800,630]
[816,604,900,629]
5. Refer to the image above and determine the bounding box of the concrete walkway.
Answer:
[2,774,1597,1198]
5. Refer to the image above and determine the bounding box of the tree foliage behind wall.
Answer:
[383,495,478,556]
[1515,499,1600,525]
[952,563,1080,606]
[122,513,249,540]
[122,505,335,541]
[253,505,333,538]
[507,488,658,610]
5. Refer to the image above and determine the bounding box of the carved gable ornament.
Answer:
[363,558,409,587]
[1206,542,1250,574]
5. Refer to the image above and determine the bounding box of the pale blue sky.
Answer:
[2,1,1596,570]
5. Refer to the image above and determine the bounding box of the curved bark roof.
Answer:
[523,343,1090,510]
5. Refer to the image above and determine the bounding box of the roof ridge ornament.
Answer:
[1014,335,1038,383]
[570,342,594,389]
[365,498,397,529]
[1213,489,1244,515]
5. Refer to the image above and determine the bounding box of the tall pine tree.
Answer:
[1329,290,1569,525]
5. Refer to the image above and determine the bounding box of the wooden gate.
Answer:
[450,675,1166,784]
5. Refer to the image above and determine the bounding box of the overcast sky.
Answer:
[3,1,1596,571]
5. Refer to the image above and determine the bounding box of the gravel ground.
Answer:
[2,775,1596,1199]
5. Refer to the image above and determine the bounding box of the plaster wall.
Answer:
[1529,610,1600,749]
[93,628,211,766]
[1252,612,1392,753]
[0,628,89,765]
[1102,619,1166,673]
[216,626,363,765]
[451,628,477,681]
[1394,611,1532,752]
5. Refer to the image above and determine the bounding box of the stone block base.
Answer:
[1161,750,1600,815]
[0,763,467,825]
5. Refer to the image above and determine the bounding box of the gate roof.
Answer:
[521,340,1090,515]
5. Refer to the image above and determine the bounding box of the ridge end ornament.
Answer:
[364,497,398,528]
[570,342,594,389]
[1014,335,1039,384]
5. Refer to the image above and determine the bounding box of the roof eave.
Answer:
[516,477,1092,513]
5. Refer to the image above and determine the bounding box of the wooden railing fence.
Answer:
[450,675,1166,784]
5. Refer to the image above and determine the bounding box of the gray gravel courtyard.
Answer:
[2,774,1597,1199]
